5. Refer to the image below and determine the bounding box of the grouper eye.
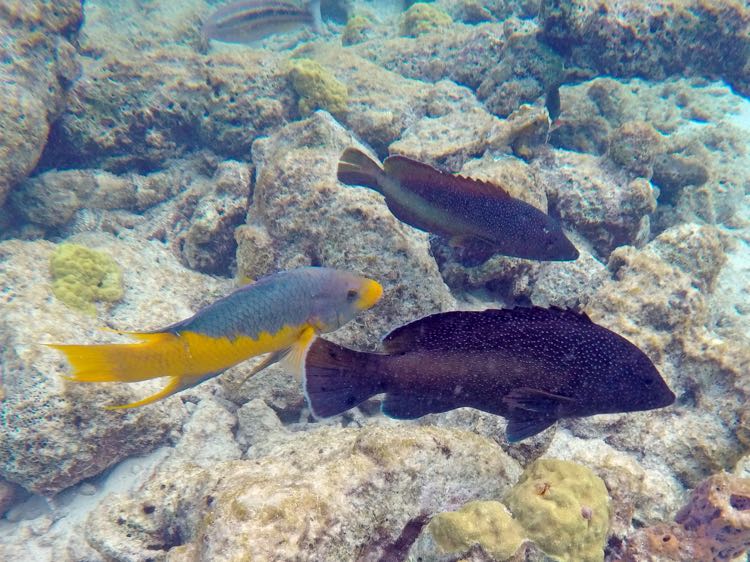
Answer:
[346,289,358,302]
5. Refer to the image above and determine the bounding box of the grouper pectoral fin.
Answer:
[505,413,557,442]
[503,388,573,442]
[381,393,456,419]
[503,387,576,413]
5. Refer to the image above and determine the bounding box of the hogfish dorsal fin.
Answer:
[383,155,512,202]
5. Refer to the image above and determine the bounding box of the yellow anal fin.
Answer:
[280,326,317,381]
[105,376,183,410]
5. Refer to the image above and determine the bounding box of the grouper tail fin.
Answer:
[303,337,386,418]
[337,148,385,193]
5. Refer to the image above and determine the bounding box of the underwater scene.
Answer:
[1,0,749,560]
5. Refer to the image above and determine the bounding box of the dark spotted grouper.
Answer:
[337,148,579,261]
[49,267,382,409]
[303,307,675,441]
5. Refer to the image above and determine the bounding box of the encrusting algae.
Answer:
[400,2,452,37]
[287,58,348,116]
[424,459,611,561]
[50,243,124,316]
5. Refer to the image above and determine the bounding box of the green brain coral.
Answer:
[428,500,526,560]
[400,2,452,37]
[504,459,611,562]
[287,58,348,116]
[50,243,124,315]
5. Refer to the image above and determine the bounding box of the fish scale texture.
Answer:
[170,270,313,339]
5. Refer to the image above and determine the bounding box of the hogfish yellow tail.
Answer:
[48,326,319,409]
[48,332,186,384]
[46,331,207,409]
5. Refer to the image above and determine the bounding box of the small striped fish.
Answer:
[202,0,322,44]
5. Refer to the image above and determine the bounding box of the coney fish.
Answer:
[202,0,322,44]
[337,148,579,262]
[303,307,675,442]
[49,267,382,409]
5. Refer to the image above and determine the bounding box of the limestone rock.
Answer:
[83,425,522,560]
[539,0,750,97]
[0,0,83,206]
[0,234,232,494]
[536,150,656,257]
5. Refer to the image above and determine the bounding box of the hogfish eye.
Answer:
[346,289,358,302]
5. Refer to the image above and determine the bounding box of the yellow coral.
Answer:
[287,58,348,116]
[428,500,526,559]
[50,243,123,315]
[400,3,452,37]
[504,459,611,562]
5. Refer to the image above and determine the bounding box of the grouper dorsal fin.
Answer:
[510,305,593,324]
[383,155,513,202]
[382,310,480,353]
[382,307,593,354]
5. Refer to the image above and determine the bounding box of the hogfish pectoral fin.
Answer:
[279,326,318,381]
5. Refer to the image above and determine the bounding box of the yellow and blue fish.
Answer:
[48,267,383,409]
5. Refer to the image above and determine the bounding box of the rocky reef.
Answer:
[1,0,750,560]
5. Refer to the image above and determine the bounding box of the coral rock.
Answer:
[83,425,522,560]
[240,111,455,349]
[0,235,233,494]
[622,473,750,562]
[539,0,750,97]
[0,0,83,206]
[536,150,656,257]
[608,120,664,178]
